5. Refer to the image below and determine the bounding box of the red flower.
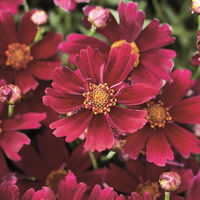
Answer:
[60,1,175,88]
[15,130,106,194]
[43,44,158,152]
[0,10,62,94]
[54,0,90,12]
[0,0,22,14]
[0,104,46,161]
[125,69,200,166]
[187,170,200,200]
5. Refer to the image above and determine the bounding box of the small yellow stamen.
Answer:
[83,83,117,115]
[146,100,172,128]
[111,40,140,68]
[5,43,33,70]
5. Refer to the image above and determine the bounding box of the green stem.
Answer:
[88,150,98,170]
[198,16,200,31]
[164,192,170,200]
[152,0,166,22]
[8,105,15,118]
[194,66,200,79]
[87,25,96,36]
[34,26,44,43]
[23,0,29,12]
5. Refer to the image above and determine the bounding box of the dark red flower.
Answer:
[60,1,175,88]
[0,0,22,14]
[0,10,62,94]
[125,69,200,166]
[0,103,46,161]
[43,44,158,151]
[187,170,200,200]
[15,130,106,194]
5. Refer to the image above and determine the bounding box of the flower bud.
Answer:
[159,171,181,192]
[31,10,48,25]
[0,84,21,105]
[88,6,111,28]
[191,0,200,14]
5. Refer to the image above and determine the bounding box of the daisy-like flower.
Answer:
[0,103,46,161]
[105,160,193,200]
[43,44,159,152]
[0,0,22,14]
[0,10,62,94]
[54,0,90,12]
[15,130,106,194]
[60,1,176,88]
[125,69,200,166]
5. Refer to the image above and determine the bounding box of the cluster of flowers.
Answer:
[0,0,200,199]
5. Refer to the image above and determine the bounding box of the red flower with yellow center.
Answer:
[125,69,200,166]
[43,44,159,151]
[60,1,175,88]
[0,10,61,93]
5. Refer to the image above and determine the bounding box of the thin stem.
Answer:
[198,15,200,31]
[34,26,45,43]
[8,105,15,118]
[87,25,96,36]
[88,150,98,170]
[23,0,30,12]
[164,191,170,200]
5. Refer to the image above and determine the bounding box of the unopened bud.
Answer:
[31,10,48,25]
[191,0,200,14]
[88,6,111,28]
[0,84,21,105]
[112,138,126,152]
[159,171,181,192]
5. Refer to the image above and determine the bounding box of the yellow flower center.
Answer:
[5,43,33,70]
[146,100,172,128]
[111,40,140,68]
[136,181,161,200]
[45,169,67,194]
[83,83,117,115]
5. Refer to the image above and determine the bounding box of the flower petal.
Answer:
[0,181,19,200]
[165,124,200,157]
[31,32,62,59]
[125,126,150,159]
[118,1,145,41]
[84,115,114,152]
[15,70,39,94]
[103,43,136,86]
[76,46,104,84]
[146,128,174,166]
[136,19,175,52]
[170,96,200,124]
[117,84,159,106]
[30,60,60,80]
[50,109,92,142]
[0,131,30,161]
[3,113,46,131]
[108,106,147,133]
[43,88,84,114]
[60,33,110,63]
[160,69,194,107]
[17,10,37,44]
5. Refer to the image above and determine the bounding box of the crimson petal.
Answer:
[108,106,147,133]
[84,115,114,152]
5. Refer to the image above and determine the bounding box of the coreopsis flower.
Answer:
[15,130,106,194]
[43,44,159,151]
[105,160,193,200]
[187,170,200,200]
[0,103,46,161]
[105,160,164,199]
[0,10,62,94]
[0,0,22,14]
[54,0,90,12]
[191,0,200,14]
[125,69,200,166]
[60,1,175,88]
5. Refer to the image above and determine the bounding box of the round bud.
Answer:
[31,10,48,25]
[159,171,181,192]
[88,6,111,28]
